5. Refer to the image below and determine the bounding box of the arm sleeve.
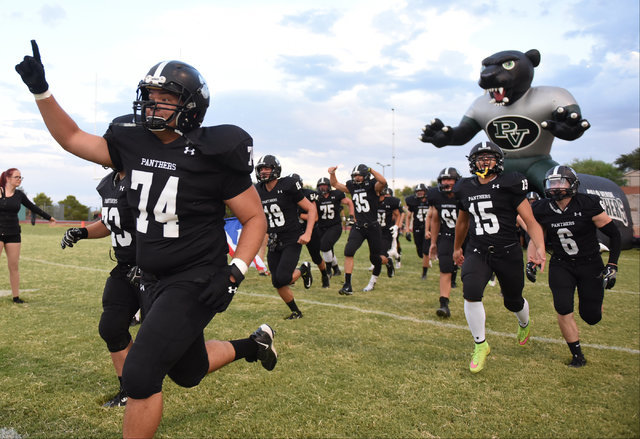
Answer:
[20,193,51,220]
[598,221,621,265]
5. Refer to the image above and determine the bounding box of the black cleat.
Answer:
[436,303,451,318]
[300,262,313,289]
[284,311,303,320]
[12,297,25,304]
[103,390,128,408]
[386,258,395,278]
[332,264,341,276]
[338,283,353,295]
[567,355,587,368]
[250,324,277,370]
[321,272,330,288]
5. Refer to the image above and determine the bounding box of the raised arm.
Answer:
[16,40,113,167]
[328,166,348,193]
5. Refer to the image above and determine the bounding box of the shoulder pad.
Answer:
[500,172,528,196]
[185,125,254,173]
[96,170,118,192]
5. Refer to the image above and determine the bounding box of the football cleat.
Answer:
[436,303,451,318]
[386,258,395,278]
[321,272,330,288]
[332,264,341,276]
[103,390,127,408]
[300,262,313,289]
[284,311,303,320]
[469,341,490,373]
[517,322,531,346]
[362,280,376,292]
[567,355,587,368]
[250,324,278,371]
[338,283,353,295]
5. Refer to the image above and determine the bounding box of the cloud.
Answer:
[39,4,66,27]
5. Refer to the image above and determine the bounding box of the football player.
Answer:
[405,183,433,280]
[453,141,546,373]
[328,164,394,294]
[315,177,355,287]
[255,158,316,319]
[428,167,463,318]
[528,166,620,367]
[373,187,403,291]
[16,42,275,438]
[60,170,140,408]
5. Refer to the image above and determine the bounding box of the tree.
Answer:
[614,147,640,171]
[58,195,90,221]
[33,193,53,209]
[567,158,626,187]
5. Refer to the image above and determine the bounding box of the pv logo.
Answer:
[486,116,540,151]
[184,146,195,155]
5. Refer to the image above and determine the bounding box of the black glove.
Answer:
[61,227,88,249]
[346,215,355,226]
[15,40,49,94]
[405,232,412,242]
[127,266,143,288]
[599,263,617,289]
[419,118,454,147]
[526,262,538,283]
[198,264,245,312]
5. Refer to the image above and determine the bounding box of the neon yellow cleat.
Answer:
[469,341,490,373]
[517,322,531,346]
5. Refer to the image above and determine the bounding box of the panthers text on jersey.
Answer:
[105,115,254,276]
[377,196,402,229]
[316,189,346,228]
[405,193,430,230]
[97,170,136,266]
[427,187,461,235]
[255,175,305,235]
[454,172,529,248]
[532,193,604,259]
[346,178,380,225]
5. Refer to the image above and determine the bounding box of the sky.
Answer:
[2,0,638,211]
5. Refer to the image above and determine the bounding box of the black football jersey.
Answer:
[96,170,136,266]
[346,178,379,224]
[405,194,430,230]
[427,187,461,235]
[377,196,401,228]
[316,190,346,228]
[105,115,254,275]
[454,172,528,247]
[255,176,304,234]
[532,193,604,259]
[299,188,320,228]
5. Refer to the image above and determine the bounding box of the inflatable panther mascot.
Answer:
[420,49,634,248]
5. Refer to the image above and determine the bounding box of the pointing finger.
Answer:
[31,40,41,62]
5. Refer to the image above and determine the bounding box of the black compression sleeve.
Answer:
[599,221,621,265]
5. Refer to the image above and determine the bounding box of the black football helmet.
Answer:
[467,141,504,177]
[351,164,370,184]
[289,173,303,186]
[543,166,579,201]
[437,167,462,192]
[255,155,281,182]
[414,183,428,197]
[134,60,210,133]
[316,177,331,194]
[382,187,393,196]
[526,191,541,202]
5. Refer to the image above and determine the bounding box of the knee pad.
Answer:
[369,254,382,266]
[503,295,525,313]
[168,362,208,389]
[122,354,163,399]
[322,251,333,264]
[272,273,292,289]
[579,309,602,326]
[98,313,132,353]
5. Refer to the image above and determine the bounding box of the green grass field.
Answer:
[0,224,638,438]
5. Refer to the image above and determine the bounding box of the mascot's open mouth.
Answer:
[486,87,509,105]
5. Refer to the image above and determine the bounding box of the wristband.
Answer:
[230,258,248,276]
[34,90,52,100]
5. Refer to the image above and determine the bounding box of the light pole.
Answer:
[376,162,391,177]
[391,108,395,191]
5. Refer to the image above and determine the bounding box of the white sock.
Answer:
[332,255,338,266]
[322,251,333,264]
[369,275,378,283]
[464,300,486,343]
[515,298,530,328]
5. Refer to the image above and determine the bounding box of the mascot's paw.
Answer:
[541,105,590,140]
[420,118,453,147]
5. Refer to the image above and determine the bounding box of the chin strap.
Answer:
[475,167,490,178]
